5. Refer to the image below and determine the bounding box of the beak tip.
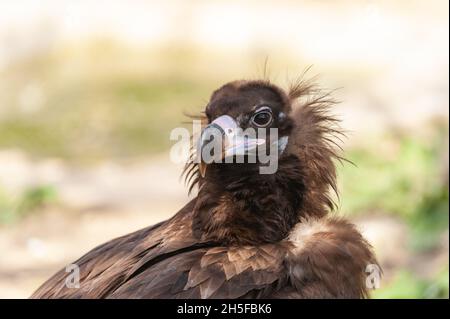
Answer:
[199,162,207,178]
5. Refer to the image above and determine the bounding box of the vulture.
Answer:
[32,79,379,299]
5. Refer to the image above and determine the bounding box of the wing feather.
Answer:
[109,244,287,299]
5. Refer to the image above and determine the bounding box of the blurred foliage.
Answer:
[339,128,449,299]
[0,185,57,224]
[409,185,449,252]
[340,128,449,250]
[340,128,448,218]
[373,265,449,299]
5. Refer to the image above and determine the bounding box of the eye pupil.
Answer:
[252,111,272,127]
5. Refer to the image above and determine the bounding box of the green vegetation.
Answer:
[339,129,449,299]
[0,185,58,224]
[339,130,448,248]
[373,265,449,299]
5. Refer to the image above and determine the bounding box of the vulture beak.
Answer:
[197,115,265,177]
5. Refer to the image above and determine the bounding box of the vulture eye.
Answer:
[251,107,273,127]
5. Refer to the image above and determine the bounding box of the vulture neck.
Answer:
[192,154,326,245]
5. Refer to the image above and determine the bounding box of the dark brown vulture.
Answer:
[32,79,379,299]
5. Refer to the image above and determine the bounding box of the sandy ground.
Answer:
[0,150,448,298]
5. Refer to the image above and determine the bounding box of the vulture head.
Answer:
[185,79,342,246]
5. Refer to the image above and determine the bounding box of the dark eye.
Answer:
[251,109,273,127]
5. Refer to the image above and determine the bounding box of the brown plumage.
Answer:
[31,78,379,299]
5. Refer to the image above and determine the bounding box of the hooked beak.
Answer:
[197,115,265,177]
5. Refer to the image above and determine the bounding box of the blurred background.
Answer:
[0,0,448,298]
